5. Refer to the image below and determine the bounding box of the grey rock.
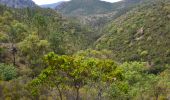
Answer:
[0,0,36,8]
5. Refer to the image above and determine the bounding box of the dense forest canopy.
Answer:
[0,0,169,99]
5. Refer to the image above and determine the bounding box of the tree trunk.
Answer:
[154,90,159,100]
[76,87,80,100]
[155,94,159,100]
[0,85,3,98]
[98,88,102,100]
[57,85,63,100]
[13,52,16,66]
[11,44,17,66]
[140,93,144,100]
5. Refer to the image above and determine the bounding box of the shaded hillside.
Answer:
[95,0,170,66]
[40,1,66,9]
[67,0,143,30]
[58,0,113,16]
[57,0,143,16]
[0,0,36,8]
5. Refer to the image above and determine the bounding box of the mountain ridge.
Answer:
[58,0,114,16]
[40,1,67,9]
[0,0,36,8]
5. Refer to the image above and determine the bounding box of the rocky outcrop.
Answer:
[0,0,36,8]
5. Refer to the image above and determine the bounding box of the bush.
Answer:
[0,63,17,81]
[140,50,148,57]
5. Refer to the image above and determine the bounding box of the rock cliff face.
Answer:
[0,0,36,8]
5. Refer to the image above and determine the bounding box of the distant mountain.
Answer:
[0,0,36,8]
[72,0,143,30]
[40,1,66,9]
[58,0,114,16]
[57,0,143,16]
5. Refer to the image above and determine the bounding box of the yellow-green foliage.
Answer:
[0,0,169,99]
[28,51,122,99]
[95,0,170,66]
[0,63,17,81]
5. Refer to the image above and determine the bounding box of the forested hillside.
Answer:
[58,0,113,16]
[0,0,169,99]
[95,0,170,68]
[59,0,144,30]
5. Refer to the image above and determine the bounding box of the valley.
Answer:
[0,0,169,99]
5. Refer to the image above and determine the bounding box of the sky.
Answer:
[32,0,122,5]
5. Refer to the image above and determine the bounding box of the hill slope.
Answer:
[58,0,114,16]
[58,0,143,16]
[95,0,170,66]
[0,5,96,67]
[63,0,143,30]
[40,1,66,9]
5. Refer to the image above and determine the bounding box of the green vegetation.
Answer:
[59,0,143,30]
[95,0,170,68]
[110,62,170,100]
[0,0,169,99]
[0,63,17,81]
[28,52,121,99]
[0,4,96,66]
[59,0,113,16]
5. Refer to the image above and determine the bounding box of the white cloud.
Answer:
[32,0,122,5]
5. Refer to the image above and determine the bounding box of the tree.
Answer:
[0,63,17,81]
[90,59,122,100]
[49,31,65,54]
[18,34,50,76]
[109,62,170,100]
[28,52,122,100]
[29,52,92,100]
[33,14,47,39]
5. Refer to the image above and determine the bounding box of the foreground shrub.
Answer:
[0,63,17,81]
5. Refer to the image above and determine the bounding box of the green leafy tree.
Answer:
[29,52,92,100]
[109,62,170,100]
[28,52,122,100]
[33,14,47,39]
[18,34,50,76]
[0,63,17,81]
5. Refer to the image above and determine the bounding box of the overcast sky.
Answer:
[32,0,122,5]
